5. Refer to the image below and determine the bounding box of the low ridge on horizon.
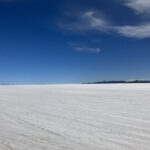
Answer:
[84,80,150,84]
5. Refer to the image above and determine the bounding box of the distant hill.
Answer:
[84,80,150,84]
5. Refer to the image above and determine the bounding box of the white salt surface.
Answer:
[0,84,150,150]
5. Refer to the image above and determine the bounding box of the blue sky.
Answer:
[0,0,150,84]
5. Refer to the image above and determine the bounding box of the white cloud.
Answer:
[75,46,101,53]
[57,11,107,33]
[116,0,150,38]
[124,0,150,14]
[83,11,150,38]
[83,11,106,30]
[58,9,150,39]
[69,42,100,53]
[115,23,150,38]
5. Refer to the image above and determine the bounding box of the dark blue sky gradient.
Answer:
[0,0,150,84]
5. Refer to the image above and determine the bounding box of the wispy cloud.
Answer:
[57,11,107,33]
[57,1,150,39]
[124,0,150,14]
[114,23,150,38]
[75,46,101,53]
[115,0,150,38]
[83,11,107,30]
[69,42,101,53]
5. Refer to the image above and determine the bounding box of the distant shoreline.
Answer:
[84,80,150,84]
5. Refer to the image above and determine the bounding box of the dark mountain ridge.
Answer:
[84,80,150,84]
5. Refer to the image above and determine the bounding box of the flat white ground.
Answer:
[0,84,150,150]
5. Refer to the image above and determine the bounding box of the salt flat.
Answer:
[0,84,150,150]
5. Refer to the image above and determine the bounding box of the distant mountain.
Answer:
[84,80,150,84]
